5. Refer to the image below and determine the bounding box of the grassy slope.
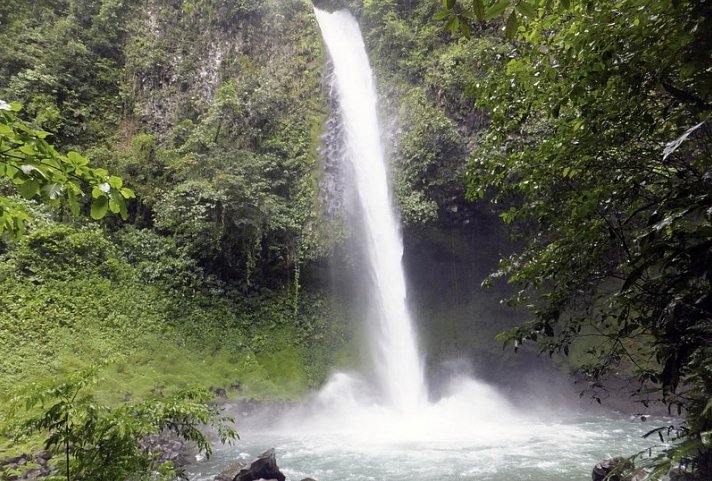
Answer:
[0,223,347,415]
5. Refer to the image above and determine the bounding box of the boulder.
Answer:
[215,462,246,481]
[0,451,53,480]
[592,457,634,481]
[668,467,694,481]
[233,448,286,481]
[141,432,197,468]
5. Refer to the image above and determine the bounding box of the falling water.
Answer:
[185,10,661,480]
[314,8,427,412]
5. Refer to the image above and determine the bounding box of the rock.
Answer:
[233,448,286,481]
[300,478,318,481]
[141,432,198,468]
[668,467,694,481]
[210,386,228,399]
[592,457,634,481]
[215,462,246,481]
[35,451,51,461]
[630,470,647,481]
[0,451,54,480]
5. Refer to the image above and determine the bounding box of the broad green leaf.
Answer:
[90,196,109,220]
[445,14,461,34]
[109,176,123,189]
[116,195,128,220]
[485,0,510,20]
[19,143,38,156]
[67,190,80,216]
[433,9,450,21]
[67,151,89,167]
[109,197,121,214]
[19,179,40,199]
[516,1,536,18]
[460,15,472,37]
[504,10,519,38]
[472,0,486,20]
[120,187,136,199]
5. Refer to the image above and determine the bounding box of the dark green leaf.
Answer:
[504,10,519,38]
[516,1,536,18]
[90,196,109,220]
[67,190,80,216]
[485,0,510,20]
[472,0,486,20]
[19,179,40,199]
[433,9,451,21]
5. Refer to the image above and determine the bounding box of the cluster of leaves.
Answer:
[438,0,712,477]
[0,102,134,238]
[436,0,561,38]
[1,364,236,481]
[0,0,133,144]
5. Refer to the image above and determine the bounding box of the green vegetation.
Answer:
[5,365,236,481]
[0,1,347,476]
[0,221,345,400]
[437,0,712,477]
[2,0,710,479]
[0,103,134,238]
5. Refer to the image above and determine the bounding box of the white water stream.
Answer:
[186,9,657,480]
[314,7,426,414]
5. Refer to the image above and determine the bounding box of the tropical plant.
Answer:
[2,364,237,481]
[0,101,134,238]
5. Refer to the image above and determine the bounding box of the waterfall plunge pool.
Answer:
[185,409,660,481]
[186,375,662,481]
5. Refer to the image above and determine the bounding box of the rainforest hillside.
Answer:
[1,0,710,478]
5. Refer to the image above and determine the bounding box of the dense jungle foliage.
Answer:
[0,0,710,479]
[437,0,712,477]
[0,1,349,476]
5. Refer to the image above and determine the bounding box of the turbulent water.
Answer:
[186,410,658,481]
[184,8,659,481]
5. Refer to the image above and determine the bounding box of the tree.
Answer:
[437,0,712,478]
[0,101,134,238]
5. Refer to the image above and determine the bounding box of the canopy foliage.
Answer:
[438,0,712,477]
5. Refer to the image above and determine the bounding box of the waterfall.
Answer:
[314,8,427,412]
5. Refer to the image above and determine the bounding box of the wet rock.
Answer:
[141,432,198,468]
[35,451,51,462]
[592,457,634,481]
[233,448,286,481]
[210,386,228,399]
[630,470,647,481]
[668,467,694,481]
[214,462,246,481]
[0,451,54,480]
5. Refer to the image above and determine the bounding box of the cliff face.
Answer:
[127,1,324,137]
